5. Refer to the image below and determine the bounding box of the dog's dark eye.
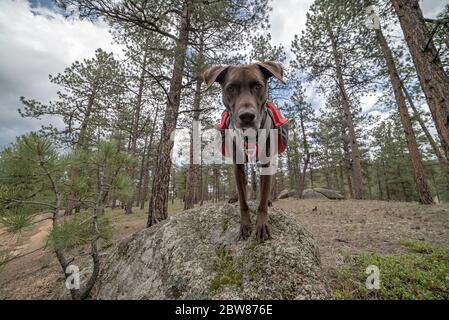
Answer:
[228,85,237,94]
[254,84,263,91]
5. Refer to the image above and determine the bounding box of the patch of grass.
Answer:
[332,266,359,300]
[210,247,243,293]
[332,240,449,300]
[398,239,433,254]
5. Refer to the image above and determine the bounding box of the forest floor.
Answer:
[0,198,448,299]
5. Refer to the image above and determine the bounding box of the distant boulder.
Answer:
[302,189,327,199]
[278,189,298,199]
[278,189,290,199]
[288,189,299,197]
[312,188,344,200]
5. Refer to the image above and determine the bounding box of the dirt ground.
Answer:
[1,199,448,299]
[275,199,449,270]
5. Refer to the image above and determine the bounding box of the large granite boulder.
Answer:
[96,203,330,300]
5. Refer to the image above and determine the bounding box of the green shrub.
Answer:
[48,212,114,251]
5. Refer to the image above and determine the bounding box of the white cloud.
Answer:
[269,0,314,53]
[0,0,122,148]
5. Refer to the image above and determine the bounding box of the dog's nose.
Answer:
[239,112,256,123]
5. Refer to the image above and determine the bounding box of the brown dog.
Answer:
[203,62,285,241]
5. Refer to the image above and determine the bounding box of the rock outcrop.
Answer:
[278,188,344,200]
[96,203,330,300]
[302,189,328,199]
[278,189,298,199]
[312,188,344,200]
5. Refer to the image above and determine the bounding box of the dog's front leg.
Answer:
[256,172,272,241]
[234,164,251,239]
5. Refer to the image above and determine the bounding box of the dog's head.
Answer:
[203,62,285,130]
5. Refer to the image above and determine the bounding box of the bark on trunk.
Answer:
[376,27,433,204]
[184,76,202,210]
[401,81,449,189]
[341,123,354,199]
[147,1,191,226]
[329,31,364,199]
[140,104,160,209]
[297,108,310,198]
[136,135,148,206]
[125,48,148,214]
[391,0,449,162]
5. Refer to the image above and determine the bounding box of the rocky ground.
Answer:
[0,198,448,299]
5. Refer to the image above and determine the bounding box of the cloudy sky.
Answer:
[0,0,447,148]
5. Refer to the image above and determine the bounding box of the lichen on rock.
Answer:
[96,203,331,300]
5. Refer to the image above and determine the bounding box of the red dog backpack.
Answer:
[216,102,288,159]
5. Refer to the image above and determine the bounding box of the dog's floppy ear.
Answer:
[257,61,286,84]
[203,65,229,90]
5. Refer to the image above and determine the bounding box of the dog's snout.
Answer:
[239,112,256,123]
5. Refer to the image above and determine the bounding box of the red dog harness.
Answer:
[216,102,288,159]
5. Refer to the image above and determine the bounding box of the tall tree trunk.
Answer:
[136,135,148,206]
[401,81,449,189]
[338,163,345,195]
[329,31,364,199]
[125,49,148,214]
[376,166,383,200]
[309,161,314,188]
[286,151,295,190]
[199,144,204,206]
[184,77,202,210]
[365,163,372,200]
[341,120,354,198]
[376,27,433,204]
[297,108,310,198]
[203,165,208,205]
[147,1,191,226]
[391,0,449,162]
[140,104,160,209]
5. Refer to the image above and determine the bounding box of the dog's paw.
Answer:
[239,221,252,240]
[255,220,271,242]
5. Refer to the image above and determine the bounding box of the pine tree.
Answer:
[291,0,379,199]
[19,49,125,215]
[370,8,433,204]
[390,0,449,163]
